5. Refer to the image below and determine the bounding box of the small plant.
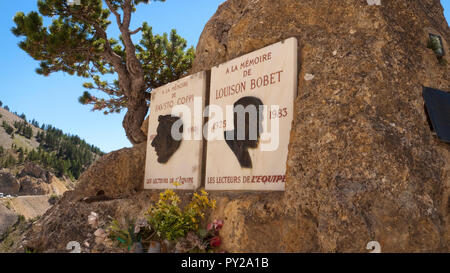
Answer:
[106,190,220,253]
[427,37,442,54]
[107,218,144,251]
[4,200,12,210]
[427,35,447,66]
[176,219,224,253]
[48,194,59,205]
[146,189,216,242]
[17,215,25,222]
[24,247,37,253]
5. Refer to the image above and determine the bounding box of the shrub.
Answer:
[146,189,216,242]
[108,218,141,250]
[427,36,447,66]
[107,189,219,252]
[2,121,14,135]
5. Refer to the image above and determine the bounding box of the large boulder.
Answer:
[73,142,147,199]
[191,0,450,252]
[0,172,20,195]
[14,0,450,253]
[0,203,18,236]
[19,162,50,181]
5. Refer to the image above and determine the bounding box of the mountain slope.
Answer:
[0,105,104,180]
[0,107,40,152]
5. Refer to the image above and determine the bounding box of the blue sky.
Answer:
[0,0,225,152]
[0,0,449,153]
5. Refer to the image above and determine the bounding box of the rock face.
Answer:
[11,0,450,253]
[0,203,18,235]
[73,142,147,199]
[0,163,69,197]
[19,162,52,182]
[18,177,51,196]
[191,0,450,252]
[0,172,20,195]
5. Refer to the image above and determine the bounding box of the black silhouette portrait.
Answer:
[224,96,264,168]
[151,115,183,164]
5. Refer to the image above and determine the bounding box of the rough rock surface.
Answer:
[0,163,69,197]
[0,172,20,195]
[7,196,52,220]
[18,177,51,196]
[19,162,52,182]
[73,142,147,199]
[191,0,450,253]
[0,203,18,235]
[9,0,450,253]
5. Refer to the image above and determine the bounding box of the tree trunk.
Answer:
[123,98,148,145]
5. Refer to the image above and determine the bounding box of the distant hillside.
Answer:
[0,103,104,180]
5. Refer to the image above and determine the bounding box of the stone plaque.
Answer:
[205,38,298,191]
[144,71,207,190]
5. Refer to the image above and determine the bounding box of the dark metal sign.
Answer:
[423,87,450,142]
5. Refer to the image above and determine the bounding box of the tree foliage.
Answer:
[30,124,104,178]
[2,121,14,135]
[14,120,33,139]
[12,0,195,144]
[0,106,103,179]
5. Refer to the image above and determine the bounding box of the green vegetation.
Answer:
[26,124,104,179]
[2,121,14,135]
[0,215,34,253]
[427,36,447,66]
[107,189,222,253]
[4,200,12,210]
[0,153,17,169]
[12,0,195,145]
[147,189,216,241]
[13,120,33,139]
[0,107,103,179]
[108,218,147,250]
[5,155,17,168]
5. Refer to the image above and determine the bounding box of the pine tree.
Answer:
[5,154,17,168]
[12,0,195,145]
[2,121,14,135]
[18,149,24,164]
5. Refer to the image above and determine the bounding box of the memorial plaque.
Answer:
[144,71,207,190]
[205,38,298,191]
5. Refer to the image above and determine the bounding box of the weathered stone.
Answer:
[11,0,450,253]
[191,0,450,253]
[141,117,149,137]
[20,162,49,181]
[18,177,51,196]
[0,203,18,236]
[0,172,20,195]
[74,142,147,198]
